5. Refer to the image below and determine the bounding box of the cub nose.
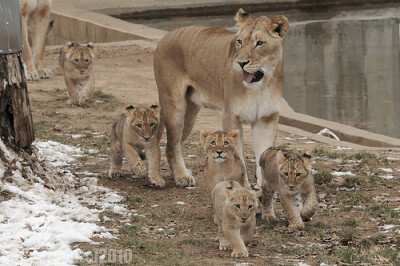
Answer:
[241,217,247,223]
[237,60,250,69]
[216,151,223,155]
[289,185,295,190]
[79,69,85,73]
[144,137,150,142]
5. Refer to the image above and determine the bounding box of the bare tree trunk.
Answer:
[0,52,34,149]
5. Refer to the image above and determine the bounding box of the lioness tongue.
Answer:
[242,71,254,83]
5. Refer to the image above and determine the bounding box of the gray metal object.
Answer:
[0,0,23,54]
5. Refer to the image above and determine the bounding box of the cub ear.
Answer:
[124,104,135,115]
[226,180,240,191]
[234,8,250,26]
[150,104,160,118]
[302,150,314,164]
[268,15,289,38]
[276,149,286,163]
[200,131,211,146]
[228,129,240,145]
[259,148,269,169]
[250,183,262,198]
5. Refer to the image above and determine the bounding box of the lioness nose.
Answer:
[238,60,250,69]
[144,137,150,141]
[289,185,294,190]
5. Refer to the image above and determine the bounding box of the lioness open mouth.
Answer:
[242,70,264,83]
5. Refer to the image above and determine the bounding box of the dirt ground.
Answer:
[27,42,400,265]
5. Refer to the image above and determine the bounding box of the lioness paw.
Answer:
[175,174,196,187]
[288,221,304,232]
[26,70,40,81]
[219,240,230,251]
[149,175,165,188]
[40,68,52,79]
[231,249,249,258]
[262,212,277,221]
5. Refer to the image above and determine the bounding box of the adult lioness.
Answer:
[20,0,53,81]
[154,8,289,186]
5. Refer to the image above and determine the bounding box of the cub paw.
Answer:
[175,174,196,187]
[108,169,121,178]
[149,175,165,188]
[219,239,230,251]
[26,70,40,81]
[231,249,249,258]
[40,68,52,79]
[66,98,77,106]
[132,161,147,177]
[262,212,277,222]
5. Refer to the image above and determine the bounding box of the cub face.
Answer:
[200,130,239,162]
[276,150,313,192]
[65,42,95,75]
[125,104,160,142]
[233,8,289,85]
[225,181,261,224]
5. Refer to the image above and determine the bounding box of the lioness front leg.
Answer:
[252,113,279,186]
[123,143,147,177]
[281,194,304,230]
[21,9,40,81]
[144,142,165,188]
[223,224,248,258]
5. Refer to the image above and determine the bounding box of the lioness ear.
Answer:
[200,131,211,146]
[228,129,240,145]
[125,104,135,115]
[48,20,55,31]
[234,8,250,26]
[268,15,289,38]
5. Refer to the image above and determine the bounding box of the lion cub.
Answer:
[212,180,261,258]
[259,147,317,230]
[108,104,165,187]
[59,42,95,106]
[200,130,248,196]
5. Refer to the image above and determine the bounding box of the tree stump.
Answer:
[0,52,34,149]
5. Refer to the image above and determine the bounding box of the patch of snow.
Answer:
[305,141,316,144]
[379,168,393,173]
[387,157,399,161]
[187,155,196,158]
[332,171,355,177]
[317,128,340,141]
[380,175,394,180]
[334,146,353,151]
[299,136,308,140]
[185,187,199,190]
[0,140,125,265]
[176,201,186,205]
[151,204,159,208]
[284,137,296,141]
[71,134,85,139]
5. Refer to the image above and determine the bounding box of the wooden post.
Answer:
[0,52,34,149]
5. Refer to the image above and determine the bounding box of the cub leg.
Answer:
[216,216,230,251]
[262,188,277,221]
[300,189,317,221]
[223,224,248,258]
[65,78,79,106]
[280,193,304,230]
[108,139,123,178]
[21,6,39,81]
[123,142,147,177]
[144,141,165,188]
[251,114,279,186]
[79,79,95,105]
[240,219,255,247]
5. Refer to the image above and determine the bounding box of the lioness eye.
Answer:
[136,124,142,129]
[256,41,264,47]
[248,205,253,210]
[210,141,216,146]
[234,204,240,209]
[296,173,301,177]
[150,123,155,128]
[284,172,289,177]
[237,39,242,45]
[74,59,79,63]
[223,141,229,146]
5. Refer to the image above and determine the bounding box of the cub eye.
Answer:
[234,204,240,209]
[296,173,302,177]
[223,141,229,146]
[256,41,264,47]
[74,59,79,63]
[248,205,253,210]
[136,124,142,129]
[149,123,155,128]
[210,141,216,146]
[237,39,242,46]
[85,59,90,63]
[284,172,289,177]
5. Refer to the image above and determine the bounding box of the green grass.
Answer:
[118,225,140,236]
[314,170,334,185]
[337,191,371,205]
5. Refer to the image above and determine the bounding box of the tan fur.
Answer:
[259,147,317,230]
[20,0,53,81]
[211,181,261,258]
[59,42,96,106]
[153,8,289,187]
[200,130,248,196]
[108,104,165,187]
